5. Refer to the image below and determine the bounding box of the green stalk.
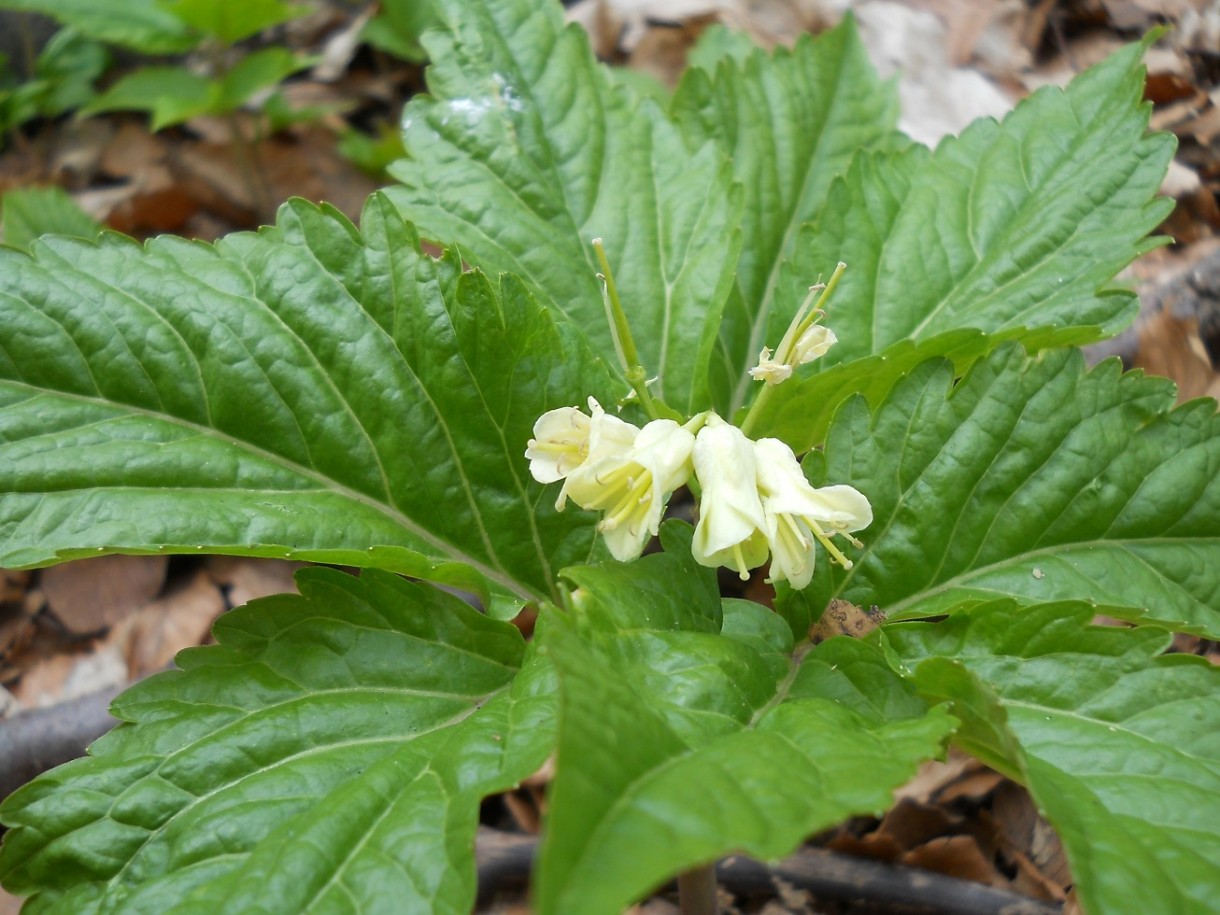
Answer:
[592,238,678,422]
[739,262,846,438]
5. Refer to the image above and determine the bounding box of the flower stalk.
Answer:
[739,261,846,438]
[592,238,677,421]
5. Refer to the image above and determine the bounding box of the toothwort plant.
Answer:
[0,1,1217,913]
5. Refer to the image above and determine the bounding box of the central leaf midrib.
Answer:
[728,64,846,415]
[2,380,538,601]
[877,537,1216,621]
[103,683,512,903]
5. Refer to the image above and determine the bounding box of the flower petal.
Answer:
[525,406,591,483]
[692,416,769,579]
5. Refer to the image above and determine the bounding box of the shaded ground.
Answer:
[2,1,1219,912]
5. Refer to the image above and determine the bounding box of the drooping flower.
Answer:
[558,418,695,562]
[752,437,872,588]
[690,414,770,579]
[747,347,794,386]
[526,397,636,485]
[792,324,837,365]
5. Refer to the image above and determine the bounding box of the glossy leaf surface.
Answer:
[751,38,1174,448]
[887,601,1220,915]
[0,195,617,610]
[535,525,957,914]
[387,0,742,413]
[785,345,1220,639]
[0,569,555,914]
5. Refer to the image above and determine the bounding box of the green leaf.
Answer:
[385,0,743,414]
[536,526,956,914]
[216,47,310,111]
[885,601,1220,915]
[683,24,758,74]
[752,36,1174,447]
[560,522,723,635]
[159,0,308,45]
[0,0,198,53]
[0,569,555,914]
[81,66,214,130]
[0,195,619,611]
[671,16,902,413]
[4,28,109,128]
[360,0,441,63]
[756,324,1101,448]
[786,343,1220,638]
[1,186,101,250]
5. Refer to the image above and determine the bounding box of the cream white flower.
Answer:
[753,437,871,588]
[526,397,636,485]
[558,418,695,561]
[792,324,837,364]
[747,347,794,386]
[691,415,770,579]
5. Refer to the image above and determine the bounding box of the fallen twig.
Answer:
[473,829,1063,914]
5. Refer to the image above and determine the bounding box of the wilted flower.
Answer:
[558,418,695,561]
[749,273,841,389]
[690,415,770,579]
[753,437,871,588]
[792,324,837,365]
[747,347,794,386]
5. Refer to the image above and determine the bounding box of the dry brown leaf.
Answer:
[873,796,961,850]
[203,556,305,607]
[993,781,1071,894]
[49,119,118,188]
[109,569,225,676]
[99,121,168,181]
[807,598,884,644]
[853,1,1015,145]
[893,748,980,805]
[170,123,379,226]
[41,554,168,634]
[628,16,718,87]
[1133,245,1220,401]
[0,571,33,663]
[934,764,1005,804]
[905,0,1031,74]
[9,642,127,709]
[901,834,1007,887]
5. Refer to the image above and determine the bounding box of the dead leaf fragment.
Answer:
[901,834,1006,888]
[204,556,304,607]
[808,599,885,644]
[41,555,169,634]
[110,569,226,676]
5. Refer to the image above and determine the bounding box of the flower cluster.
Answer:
[526,397,694,562]
[525,403,871,588]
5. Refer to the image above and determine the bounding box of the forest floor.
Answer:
[2,1,1219,913]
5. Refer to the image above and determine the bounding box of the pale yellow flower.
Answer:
[747,347,794,386]
[753,437,872,588]
[690,415,770,579]
[526,397,636,485]
[559,418,695,561]
[792,325,837,364]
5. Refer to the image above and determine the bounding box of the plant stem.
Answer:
[677,863,719,915]
[738,262,846,438]
[591,238,678,421]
